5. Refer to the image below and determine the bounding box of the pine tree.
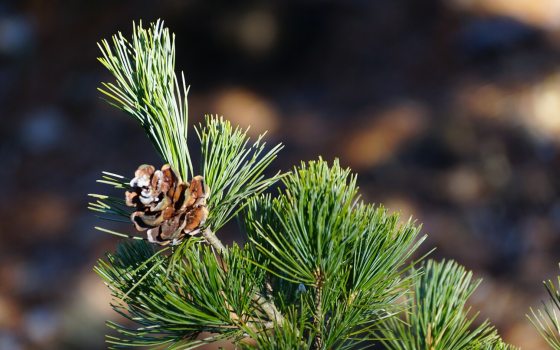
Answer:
[90,20,523,349]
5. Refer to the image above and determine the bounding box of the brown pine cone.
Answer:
[125,164,209,245]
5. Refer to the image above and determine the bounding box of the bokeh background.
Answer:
[1,0,560,348]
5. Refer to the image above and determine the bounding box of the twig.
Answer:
[202,227,285,326]
[252,293,285,325]
[202,227,226,253]
[313,267,325,350]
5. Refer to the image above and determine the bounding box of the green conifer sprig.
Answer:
[88,115,284,242]
[378,259,516,350]
[92,21,283,242]
[197,115,284,232]
[240,305,315,350]
[95,238,286,349]
[528,268,560,349]
[482,340,519,350]
[98,20,192,179]
[92,20,287,347]
[245,158,426,349]
[88,172,133,225]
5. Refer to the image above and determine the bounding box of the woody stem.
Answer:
[202,227,226,253]
[313,268,325,350]
[202,227,285,326]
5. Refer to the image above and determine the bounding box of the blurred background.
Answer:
[1,0,560,348]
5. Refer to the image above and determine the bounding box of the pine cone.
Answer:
[125,164,209,245]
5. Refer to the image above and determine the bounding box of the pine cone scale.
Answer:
[125,164,209,245]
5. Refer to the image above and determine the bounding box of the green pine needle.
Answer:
[245,158,425,349]
[528,268,560,349]
[98,19,193,180]
[197,115,284,232]
[95,239,277,348]
[378,259,502,350]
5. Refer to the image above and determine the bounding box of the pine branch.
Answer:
[240,304,314,350]
[197,115,284,232]
[201,227,226,254]
[497,341,520,350]
[245,158,425,349]
[96,21,284,245]
[528,266,560,349]
[312,268,324,350]
[94,21,286,347]
[98,20,193,180]
[88,171,147,241]
[89,116,283,246]
[197,227,286,336]
[96,239,288,348]
[378,259,509,350]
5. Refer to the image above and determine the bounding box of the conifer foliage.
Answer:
[529,266,560,349]
[244,159,423,349]
[90,20,527,349]
[378,260,515,350]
